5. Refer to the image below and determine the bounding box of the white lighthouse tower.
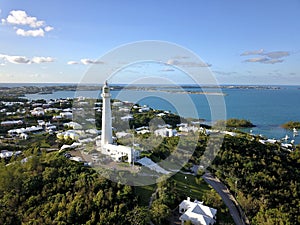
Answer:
[101,81,113,145]
[98,81,139,164]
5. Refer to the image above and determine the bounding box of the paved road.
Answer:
[203,173,248,225]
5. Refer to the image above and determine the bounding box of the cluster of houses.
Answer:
[0,95,252,149]
[0,101,26,116]
[0,98,75,140]
[7,126,44,140]
[117,123,207,139]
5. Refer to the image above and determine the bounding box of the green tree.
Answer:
[184,220,193,225]
[150,200,170,225]
[127,206,150,225]
[253,208,291,225]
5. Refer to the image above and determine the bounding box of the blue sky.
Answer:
[0,0,299,84]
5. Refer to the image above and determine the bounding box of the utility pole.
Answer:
[132,126,135,167]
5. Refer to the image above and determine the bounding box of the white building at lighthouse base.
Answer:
[98,143,139,163]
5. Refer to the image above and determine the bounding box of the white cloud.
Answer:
[213,70,237,76]
[16,28,45,37]
[0,54,54,64]
[241,49,290,64]
[44,26,54,32]
[2,10,53,37]
[166,59,211,67]
[81,59,105,65]
[262,59,284,64]
[31,57,54,64]
[244,57,269,63]
[0,54,31,64]
[67,59,106,65]
[243,57,284,64]
[264,51,290,59]
[240,49,264,56]
[67,61,80,65]
[4,10,44,28]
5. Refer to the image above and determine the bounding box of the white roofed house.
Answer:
[52,115,62,120]
[1,120,23,126]
[179,197,217,225]
[156,112,166,117]
[31,107,45,117]
[138,105,150,112]
[121,115,133,122]
[177,123,203,133]
[63,121,82,130]
[37,120,46,126]
[0,150,13,159]
[154,127,177,137]
[136,126,150,135]
[45,122,57,132]
[179,125,200,133]
[20,132,29,140]
[56,130,80,141]
[44,108,61,113]
[135,126,150,134]
[60,112,73,120]
[119,107,130,113]
[116,131,132,139]
[112,101,123,107]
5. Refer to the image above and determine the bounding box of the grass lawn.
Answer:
[134,171,211,207]
[134,184,156,206]
[171,172,210,200]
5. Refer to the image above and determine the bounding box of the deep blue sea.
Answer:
[3,83,300,144]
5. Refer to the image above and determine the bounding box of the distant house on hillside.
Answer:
[154,127,177,137]
[1,120,23,126]
[121,115,133,121]
[56,130,80,141]
[60,112,73,120]
[64,121,82,130]
[31,107,45,117]
[138,105,150,112]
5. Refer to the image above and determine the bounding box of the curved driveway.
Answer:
[203,173,249,225]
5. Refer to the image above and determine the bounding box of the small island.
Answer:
[215,118,255,128]
[281,121,300,129]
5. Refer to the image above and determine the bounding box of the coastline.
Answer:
[0,84,285,98]
[0,83,299,144]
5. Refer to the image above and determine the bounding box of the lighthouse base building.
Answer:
[97,81,139,164]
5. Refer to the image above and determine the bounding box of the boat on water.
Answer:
[282,134,290,141]
[293,128,298,137]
